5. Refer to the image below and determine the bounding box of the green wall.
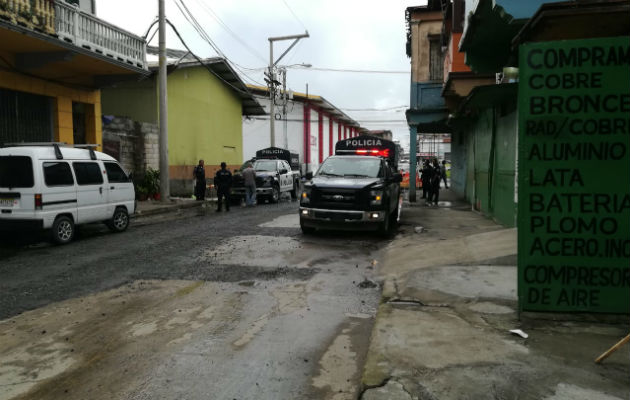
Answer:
[491,109,517,226]
[458,104,517,227]
[166,67,243,168]
[473,109,492,214]
[102,66,244,170]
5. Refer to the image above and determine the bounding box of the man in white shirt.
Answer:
[242,162,257,206]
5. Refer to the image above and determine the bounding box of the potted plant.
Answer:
[135,185,149,201]
[143,168,161,200]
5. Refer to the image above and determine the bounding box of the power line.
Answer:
[174,0,266,86]
[236,65,410,74]
[192,0,267,63]
[308,67,410,74]
[164,18,252,96]
[280,0,308,31]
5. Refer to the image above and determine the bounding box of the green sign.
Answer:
[518,37,630,313]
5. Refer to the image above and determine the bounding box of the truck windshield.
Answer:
[317,157,382,178]
[254,160,277,172]
[0,156,34,188]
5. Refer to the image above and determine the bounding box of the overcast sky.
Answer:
[97,0,424,151]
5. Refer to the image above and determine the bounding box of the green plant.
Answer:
[135,184,148,200]
[142,168,160,196]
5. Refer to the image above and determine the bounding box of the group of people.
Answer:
[421,159,448,206]
[193,160,257,211]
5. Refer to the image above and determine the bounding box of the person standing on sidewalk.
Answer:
[215,162,232,212]
[193,160,206,201]
[441,159,449,189]
[428,158,441,206]
[421,160,431,200]
[241,162,257,206]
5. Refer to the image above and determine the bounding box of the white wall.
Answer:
[242,96,305,166]
[321,115,330,161]
[309,109,319,172]
[331,120,339,157]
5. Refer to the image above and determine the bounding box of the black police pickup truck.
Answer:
[299,136,402,235]
[231,147,301,203]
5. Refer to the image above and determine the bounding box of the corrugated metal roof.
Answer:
[245,84,363,128]
[145,48,265,116]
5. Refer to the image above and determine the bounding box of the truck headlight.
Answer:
[301,187,312,204]
[370,190,383,206]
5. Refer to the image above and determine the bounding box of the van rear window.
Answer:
[0,156,34,188]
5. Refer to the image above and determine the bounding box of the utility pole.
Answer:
[158,0,170,201]
[281,68,288,149]
[267,32,309,148]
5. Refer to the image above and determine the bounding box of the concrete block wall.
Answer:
[102,116,159,176]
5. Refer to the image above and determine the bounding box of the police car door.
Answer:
[383,161,397,212]
[277,160,289,191]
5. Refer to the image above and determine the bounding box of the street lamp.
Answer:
[267,32,309,148]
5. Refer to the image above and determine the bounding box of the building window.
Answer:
[0,88,53,144]
[429,36,443,81]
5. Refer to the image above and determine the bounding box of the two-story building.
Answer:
[0,0,148,147]
[405,1,451,201]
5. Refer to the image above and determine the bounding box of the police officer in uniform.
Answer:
[215,161,233,212]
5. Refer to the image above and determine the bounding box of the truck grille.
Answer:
[312,188,361,209]
[314,211,362,221]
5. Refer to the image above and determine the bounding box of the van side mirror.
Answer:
[305,172,313,180]
[279,168,288,174]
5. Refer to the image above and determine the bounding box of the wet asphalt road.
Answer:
[0,197,389,399]
[0,200,305,320]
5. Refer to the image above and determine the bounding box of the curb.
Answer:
[133,200,215,219]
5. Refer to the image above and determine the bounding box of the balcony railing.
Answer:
[55,1,146,69]
[0,0,147,70]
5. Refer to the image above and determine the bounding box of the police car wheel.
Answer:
[51,215,75,245]
[290,181,298,200]
[270,185,280,203]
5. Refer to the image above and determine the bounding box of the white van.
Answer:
[0,144,135,244]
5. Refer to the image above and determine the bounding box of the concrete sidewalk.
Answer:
[361,190,629,400]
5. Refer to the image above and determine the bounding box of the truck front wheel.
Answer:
[300,219,315,234]
[270,185,280,203]
[378,210,391,237]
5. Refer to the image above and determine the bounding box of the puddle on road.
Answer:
[202,235,302,268]
[258,214,299,228]
[201,235,340,270]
